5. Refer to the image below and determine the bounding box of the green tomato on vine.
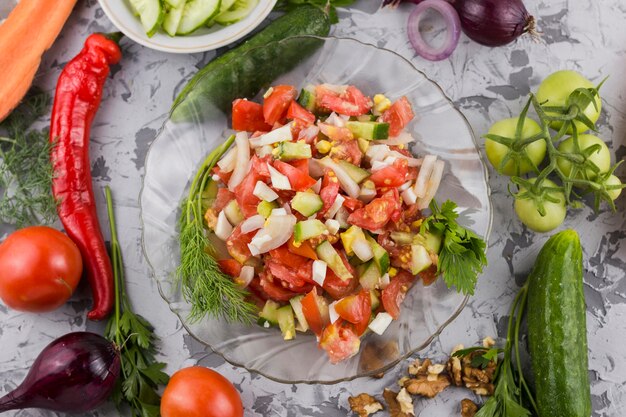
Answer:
[514,178,567,233]
[556,134,611,181]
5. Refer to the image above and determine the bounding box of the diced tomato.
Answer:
[269,245,310,268]
[369,159,409,188]
[316,85,372,116]
[319,320,361,364]
[213,188,235,212]
[329,139,362,165]
[217,259,242,278]
[251,155,272,178]
[318,123,354,142]
[302,288,329,336]
[343,196,364,212]
[226,224,255,264]
[264,85,297,125]
[407,166,419,181]
[232,99,272,132]
[322,250,357,299]
[381,270,417,319]
[420,264,439,286]
[266,259,311,291]
[289,158,309,175]
[381,96,414,137]
[334,290,371,336]
[273,160,317,191]
[234,170,261,218]
[287,101,316,125]
[212,166,232,184]
[247,277,269,302]
[259,270,301,302]
[348,189,401,232]
[319,172,340,216]
[288,237,318,260]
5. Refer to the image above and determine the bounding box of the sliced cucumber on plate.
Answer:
[163,0,187,36]
[128,0,164,37]
[177,0,221,35]
[164,0,185,7]
[215,0,258,25]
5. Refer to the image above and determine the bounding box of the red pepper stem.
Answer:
[102,32,123,44]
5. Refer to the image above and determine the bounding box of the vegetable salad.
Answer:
[206,84,446,363]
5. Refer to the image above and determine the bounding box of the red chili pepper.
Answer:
[49,33,122,320]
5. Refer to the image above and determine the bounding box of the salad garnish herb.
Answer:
[177,135,256,323]
[421,200,488,295]
[104,186,169,417]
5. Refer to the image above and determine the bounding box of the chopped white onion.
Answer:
[272,208,287,216]
[366,144,390,162]
[369,312,393,335]
[401,187,418,205]
[370,160,390,172]
[388,151,422,167]
[241,215,265,234]
[312,260,328,286]
[398,181,413,192]
[238,265,255,288]
[227,132,251,191]
[253,181,279,202]
[352,237,374,262]
[417,160,445,209]
[211,174,221,182]
[215,211,233,241]
[267,164,292,190]
[255,145,274,158]
[308,158,325,178]
[326,194,345,219]
[248,213,297,255]
[324,219,340,235]
[249,124,293,148]
[298,125,320,142]
[374,131,416,146]
[311,179,322,194]
[328,301,340,324]
[325,112,346,127]
[383,156,398,166]
[380,273,390,289]
[318,157,360,198]
[248,234,271,256]
[413,154,437,198]
[217,145,237,172]
[359,186,377,203]
[334,206,350,229]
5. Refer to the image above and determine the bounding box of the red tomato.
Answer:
[286,101,316,125]
[334,290,371,335]
[301,288,330,335]
[289,158,309,174]
[232,99,271,132]
[319,172,340,216]
[343,196,364,212]
[318,123,354,142]
[420,264,439,286]
[288,238,318,260]
[323,270,359,300]
[319,321,361,364]
[212,166,232,184]
[263,85,297,125]
[217,259,242,278]
[259,270,301,302]
[347,189,401,232]
[213,188,235,212]
[369,159,409,188]
[0,226,82,312]
[251,155,272,179]
[161,366,243,417]
[381,96,415,136]
[226,224,255,264]
[330,139,362,165]
[234,167,261,218]
[316,85,372,116]
[273,160,317,191]
[382,270,417,319]
[266,259,310,291]
[269,245,309,267]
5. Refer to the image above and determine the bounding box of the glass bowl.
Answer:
[140,36,492,384]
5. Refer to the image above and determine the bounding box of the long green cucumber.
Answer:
[527,229,590,417]
[171,6,330,121]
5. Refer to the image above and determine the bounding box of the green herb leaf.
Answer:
[421,200,487,295]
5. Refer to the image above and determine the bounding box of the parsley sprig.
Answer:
[104,186,169,417]
[421,200,488,295]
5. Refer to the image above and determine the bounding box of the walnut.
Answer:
[383,389,410,417]
[427,363,446,381]
[461,351,496,396]
[398,376,410,387]
[396,388,415,416]
[348,393,384,417]
[447,355,463,386]
[204,207,218,230]
[460,399,479,417]
[404,374,451,398]
[408,358,431,376]
[482,336,496,348]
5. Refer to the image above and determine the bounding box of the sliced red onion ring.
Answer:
[408,0,461,61]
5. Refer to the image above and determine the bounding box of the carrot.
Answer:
[0,0,77,122]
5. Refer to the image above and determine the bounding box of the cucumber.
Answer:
[316,241,353,281]
[346,121,390,140]
[259,300,281,326]
[257,200,277,218]
[527,230,590,417]
[291,192,323,217]
[274,141,312,161]
[277,305,296,340]
[338,160,370,184]
[164,0,185,7]
[128,0,164,37]
[289,295,309,332]
[359,260,381,290]
[177,0,221,35]
[163,0,187,36]
[215,0,257,25]
[365,234,390,274]
[172,6,331,120]
[294,219,326,243]
[298,85,316,112]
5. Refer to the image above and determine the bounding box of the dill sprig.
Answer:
[177,135,256,323]
[0,88,57,227]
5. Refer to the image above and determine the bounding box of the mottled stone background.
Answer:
[1,0,625,416]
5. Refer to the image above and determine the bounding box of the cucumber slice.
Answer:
[215,0,258,25]
[164,0,185,7]
[359,260,381,290]
[338,160,370,184]
[410,244,433,274]
[274,141,312,161]
[128,0,164,37]
[289,296,309,332]
[277,305,296,340]
[346,121,390,140]
[291,192,323,217]
[365,234,390,274]
[259,300,280,326]
[298,85,316,112]
[177,0,221,35]
[205,0,235,26]
[316,241,353,281]
[294,219,326,244]
[163,0,187,37]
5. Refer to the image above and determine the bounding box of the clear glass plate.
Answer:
[140,36,492,384]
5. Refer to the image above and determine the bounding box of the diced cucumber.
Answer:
[200,179,219,212]
[215,0,258,25]
[294,219,327,244]
[291,192,323,217]
[365,234,390,274]
[259,300,280,326]
[163,0,187,36]
[257,200,277,218]
[411,244,433,274]
[316,241,353,281]
[298,85,316,112]
[177,0,221,35]
[277,305,296,340]
[359,260,381,290]
[223,199,244,226]
[370,289,380,311]
[289,296,309,332]
[340,225,366,256]
[128,0,164,37]
[414,230,443,255]
[390,231,413,245]
[357,137,370,153]
[346,121,390,140]
[338,160,370,184]
[356,114,379,122]
[274,141,312,161]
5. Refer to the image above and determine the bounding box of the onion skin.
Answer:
[0,332,120,413]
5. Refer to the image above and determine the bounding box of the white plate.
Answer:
[98,0,276,54]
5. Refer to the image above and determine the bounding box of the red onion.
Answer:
[0,332,120,413]
[407,0,461,61]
